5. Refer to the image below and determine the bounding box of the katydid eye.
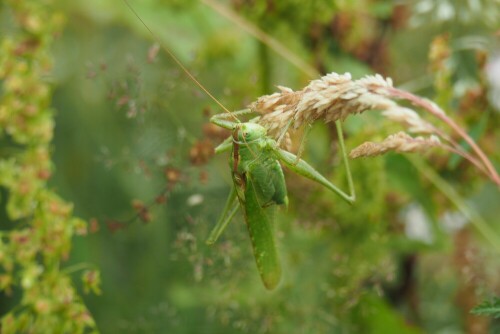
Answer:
[243,132,248,138]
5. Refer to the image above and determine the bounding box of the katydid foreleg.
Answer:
[210,108,258,153]
[209,108,253,130]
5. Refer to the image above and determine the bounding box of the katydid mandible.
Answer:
[207,109,355,290]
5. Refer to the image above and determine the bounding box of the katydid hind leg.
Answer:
[334,120,355,202]
[273,142,355,204]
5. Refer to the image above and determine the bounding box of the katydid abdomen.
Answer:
[239,173,282,290]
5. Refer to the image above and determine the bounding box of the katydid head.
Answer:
[233,123,267,144]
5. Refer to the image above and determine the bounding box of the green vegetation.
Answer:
[0,0,499,333]
[472,297,500,319]
[0,0,98,332]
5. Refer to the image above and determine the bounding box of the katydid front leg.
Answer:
[210,109,256,153]
[209,108,253,130]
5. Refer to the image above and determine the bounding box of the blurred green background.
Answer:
[2,0,500,333]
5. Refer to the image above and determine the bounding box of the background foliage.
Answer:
[1,0,499,333]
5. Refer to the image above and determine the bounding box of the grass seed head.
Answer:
[252,72,398,139]
[382,107,437,134]
[349,132,441,158]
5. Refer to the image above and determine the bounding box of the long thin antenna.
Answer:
[122,0,234,117]
[123,0,259,160]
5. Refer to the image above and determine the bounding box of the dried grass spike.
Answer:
[253,72,399,140]
[349,132,441,159]
[382,107,437,134]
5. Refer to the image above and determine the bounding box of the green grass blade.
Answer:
[471,297,500,318]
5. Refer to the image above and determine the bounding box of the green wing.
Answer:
[241,173,282,290]
[247,157,288,207]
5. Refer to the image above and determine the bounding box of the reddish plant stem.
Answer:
[441,144,488,178]
[387,87,500,187]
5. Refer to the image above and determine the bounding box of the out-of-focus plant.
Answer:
[0,1,99,332]
[0,0,493,332]
[472,296,500,318]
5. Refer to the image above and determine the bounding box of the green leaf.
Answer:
[471,297,500,318]
[362,294,423,334]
